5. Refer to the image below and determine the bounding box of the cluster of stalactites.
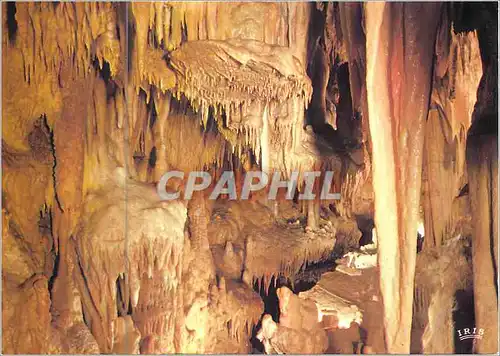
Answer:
[165,37,312,155]
[207,96,308,163]
[128,2,312,172]
[132,2,307,52]
[242,229,335,295]
[9,2,121,84]
[434,25,482,139]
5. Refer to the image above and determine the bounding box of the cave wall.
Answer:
[422,24,482,250]
[464,3,498,351]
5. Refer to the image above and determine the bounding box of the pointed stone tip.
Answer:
[210,284,219,297]
[218,276,226,292]
[242,270,252,285]
[225,241,234,256]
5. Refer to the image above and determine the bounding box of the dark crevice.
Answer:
[181,14,188,43]
[148,146,157,168]
[7,3,18,44]
[38,204,52,235]
[128,10,136,73]
[249,262,335,353]
[115,23,121,42]
[149,101,158,129]
[92,58,112,85]
[294,258,338,292]
[458,183,469,197]
[42,114,64,212]
[116,274,132,316]
[356,215,375,247]
[417,232,424,254]
[93,58,118,100]
[100,60,112,83]
[250,276,284,353]
[39,204,56,278]
[453,289,475,354]
[47,247,60,297]
[250,320,264,353]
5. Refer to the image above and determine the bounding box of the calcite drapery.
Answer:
[422,27,482,249]
[75,169,187,353]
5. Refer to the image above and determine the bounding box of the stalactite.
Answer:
[12,3,120,85]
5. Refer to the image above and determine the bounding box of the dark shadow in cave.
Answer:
[148,146,157,168]
[453,289,475,354]
[249,256,339,352]
[249,277,279,353]
[305,3,361,158]
[43,208,59,297]
[7,3,17,44]
[355,215,375,247]
[116,275,132,316]
[249,275,294,353]
[92,58,112,85]
[253,276,283,322]
[250,318,264,354]
[294,258,337,293]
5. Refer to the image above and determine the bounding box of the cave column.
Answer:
[467,134,498,353]
[364,2,441,353]
[50,72,92,332]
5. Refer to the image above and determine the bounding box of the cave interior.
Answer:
[1,2,498,354]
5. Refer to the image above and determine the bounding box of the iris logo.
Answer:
[456,327,484,341]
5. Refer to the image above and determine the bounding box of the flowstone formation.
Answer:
[2,2,497,355]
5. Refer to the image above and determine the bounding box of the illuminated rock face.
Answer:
[1,2,496,354]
